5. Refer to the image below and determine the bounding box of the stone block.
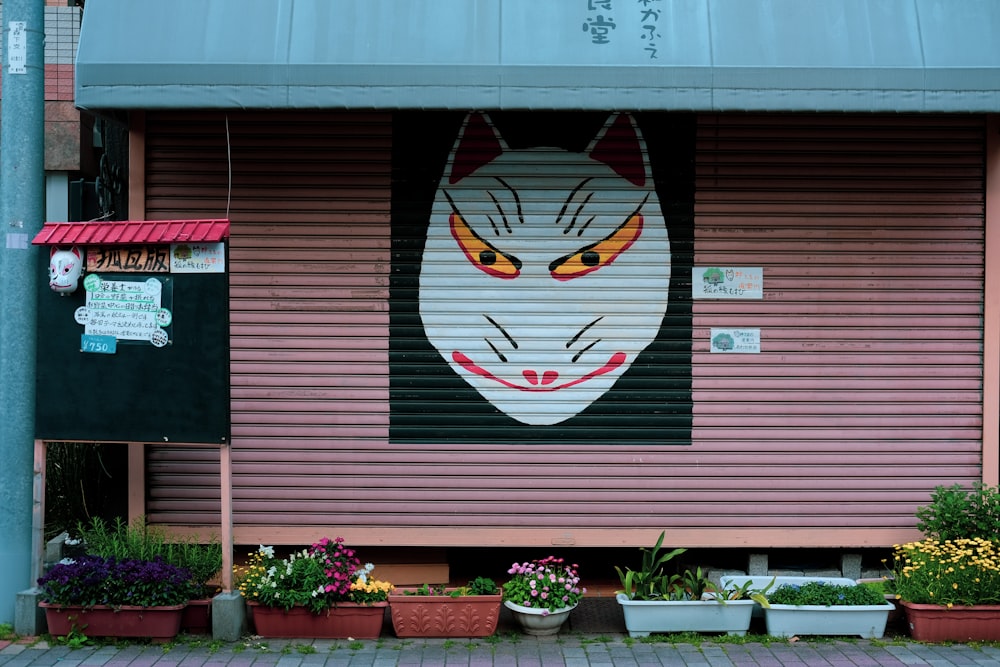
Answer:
[748,553,768,575]
[211,591,246,642]
[14,589,45,637]
[840,553,862,580]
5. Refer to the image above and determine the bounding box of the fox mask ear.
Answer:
[448,112,506,185]
[587,114,647,187]
[449,112,648,187]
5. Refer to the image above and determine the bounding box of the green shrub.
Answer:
[77,516,167,561]
[915,482,1000,541]
[77,516,221,590]
[768,582,885,606]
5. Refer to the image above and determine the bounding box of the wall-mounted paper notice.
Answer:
[8,22,26,74]
[693,267,763,299]
[710,328,761,353]
[170,242,225,273]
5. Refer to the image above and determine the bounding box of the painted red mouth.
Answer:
[450,351,627,392]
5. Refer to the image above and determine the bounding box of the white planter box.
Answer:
[615,594,755,638]
[720,575,858,620]
[720,575,857,591]
[764,602,894,639]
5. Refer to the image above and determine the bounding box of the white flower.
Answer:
[58,558,76,565]
[356,571,367,584]
[64,537,82,546]
[267,566,277,577]
[364,562,374,573]
[259,545,275,558]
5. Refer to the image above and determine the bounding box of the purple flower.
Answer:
[38,555,194,607]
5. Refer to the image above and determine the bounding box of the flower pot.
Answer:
[181,598,212,634]
[503,600,576,636]
[389,589,501,638]
[764,601,894,638]
[41,602,186,642]
[615,594,755,637]
[720,575,858,620]
[900,600,1000,642]
[248,601,386,639]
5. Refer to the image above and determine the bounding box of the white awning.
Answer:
[75,0,1000,112]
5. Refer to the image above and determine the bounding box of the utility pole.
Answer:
[0,0,45,625]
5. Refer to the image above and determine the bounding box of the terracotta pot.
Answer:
[41,602,185,642]
[248,601,386,639]
[388,589,501,638]
[181,598,212,634]
[901,600,1000,642]
[503,600,576,636]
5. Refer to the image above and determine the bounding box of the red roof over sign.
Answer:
[31,219,230,246]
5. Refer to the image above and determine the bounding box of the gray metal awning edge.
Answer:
[74,0,1000,113]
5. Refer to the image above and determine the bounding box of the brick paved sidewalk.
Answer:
[3,634,1000,667]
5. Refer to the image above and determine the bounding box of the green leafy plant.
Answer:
[401,577,498,597]
[76,516,167,561]
[615,531,688,601]
[915,483,1000,541]
[767,581,885,606]
[857,579,893,596]
[57,624,91,649]
[468,576,499,595]
[674,566,714,601]
[406,583,447,596]
[235,538,393,612]
[615,531,753,602]
[163,537,223,594]
[891,537,1000,606]
[503,556,584,611]
[709,577,774,606]
[76,516,222,595]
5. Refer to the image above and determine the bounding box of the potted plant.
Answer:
[75,516,223,634]
[763,580,893,638]
[502,556,585,635]
[889,482,1000,642]
[236,537,393,639]
[388,576,502,638]
[891,537,1000,641]
[615,531,768,637]
[37,554,195,641]
[165,537,223,633]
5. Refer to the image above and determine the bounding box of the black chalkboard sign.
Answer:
[35,256,230,444]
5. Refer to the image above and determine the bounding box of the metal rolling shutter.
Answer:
[142,111,985,547]
[143,111,393,525]
[690,114,985,528]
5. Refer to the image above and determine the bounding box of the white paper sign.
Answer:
[693,267,763,299]
[83,277,166,342]
[710,328,761,354]
[170,242,226,273]
[7,22,26,74]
